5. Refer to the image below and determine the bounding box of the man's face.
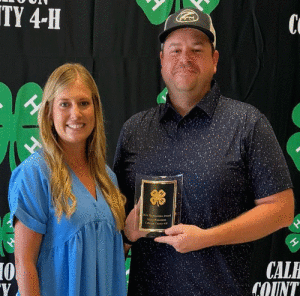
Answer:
[160,28,219,100]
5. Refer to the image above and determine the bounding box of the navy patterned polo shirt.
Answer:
[113,80,292,296]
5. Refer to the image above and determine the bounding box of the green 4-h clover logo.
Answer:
[137,0,220,25]
[0,82,43,171]
[287,103,300,171]
[0,212,14,257]
[285,214,300,253]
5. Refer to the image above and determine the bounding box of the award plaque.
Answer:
[135,174,183,237]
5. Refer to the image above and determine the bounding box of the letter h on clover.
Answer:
[0,82,43,172]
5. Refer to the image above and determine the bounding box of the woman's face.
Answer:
[51,78,95,150]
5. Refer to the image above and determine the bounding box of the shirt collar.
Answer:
[159,80,221,122]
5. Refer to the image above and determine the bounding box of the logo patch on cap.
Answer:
[176,9,199,23]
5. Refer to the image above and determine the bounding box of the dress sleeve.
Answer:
[245,114,293,200]
[8,158,50,234]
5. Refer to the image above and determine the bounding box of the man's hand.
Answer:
[154,224,212,253]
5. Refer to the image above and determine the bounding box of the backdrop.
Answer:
[0,0,300,295]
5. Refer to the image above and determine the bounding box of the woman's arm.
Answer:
[14,219,43,296]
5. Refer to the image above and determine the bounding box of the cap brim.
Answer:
[159,25,214,44]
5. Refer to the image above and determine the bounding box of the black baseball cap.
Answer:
[159,7,216,48]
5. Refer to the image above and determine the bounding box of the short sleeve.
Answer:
[245,115,293,199]
[8,154,50,234]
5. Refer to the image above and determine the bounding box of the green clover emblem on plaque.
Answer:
[287,103,300,171]
[136,0,220,25]
[0,213,14,257]
[0,82,43,171]
[286,214,300,253]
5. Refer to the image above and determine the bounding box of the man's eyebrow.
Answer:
[167,42,181,47]
[167,41,205,47]
[193,41,205,45]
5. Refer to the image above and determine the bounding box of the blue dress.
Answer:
[8,149,126,296]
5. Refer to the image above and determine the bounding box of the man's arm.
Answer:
[154,188,294,253]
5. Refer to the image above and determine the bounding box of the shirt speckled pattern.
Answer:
[113,81,293,296]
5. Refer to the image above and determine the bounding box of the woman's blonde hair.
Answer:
[38,63,126,230]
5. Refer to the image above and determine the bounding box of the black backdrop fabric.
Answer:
[0,0,300,295]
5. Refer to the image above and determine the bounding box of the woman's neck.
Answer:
[60,142,88,170]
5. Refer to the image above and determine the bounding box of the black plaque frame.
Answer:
[134,174,183,237]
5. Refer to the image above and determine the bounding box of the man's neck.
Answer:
[168,90,208,117]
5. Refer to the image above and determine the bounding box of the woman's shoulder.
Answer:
[8,149,50,234]
[11,149,49,181]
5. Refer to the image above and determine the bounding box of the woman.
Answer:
[8,63,127,296]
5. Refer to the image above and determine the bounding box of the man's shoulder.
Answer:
[218,96,263,120]
[123,105,162,129]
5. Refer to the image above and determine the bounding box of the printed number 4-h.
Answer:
[0,82,43,171]
[30,8,61,30]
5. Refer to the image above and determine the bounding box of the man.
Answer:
[113,7,294,296]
